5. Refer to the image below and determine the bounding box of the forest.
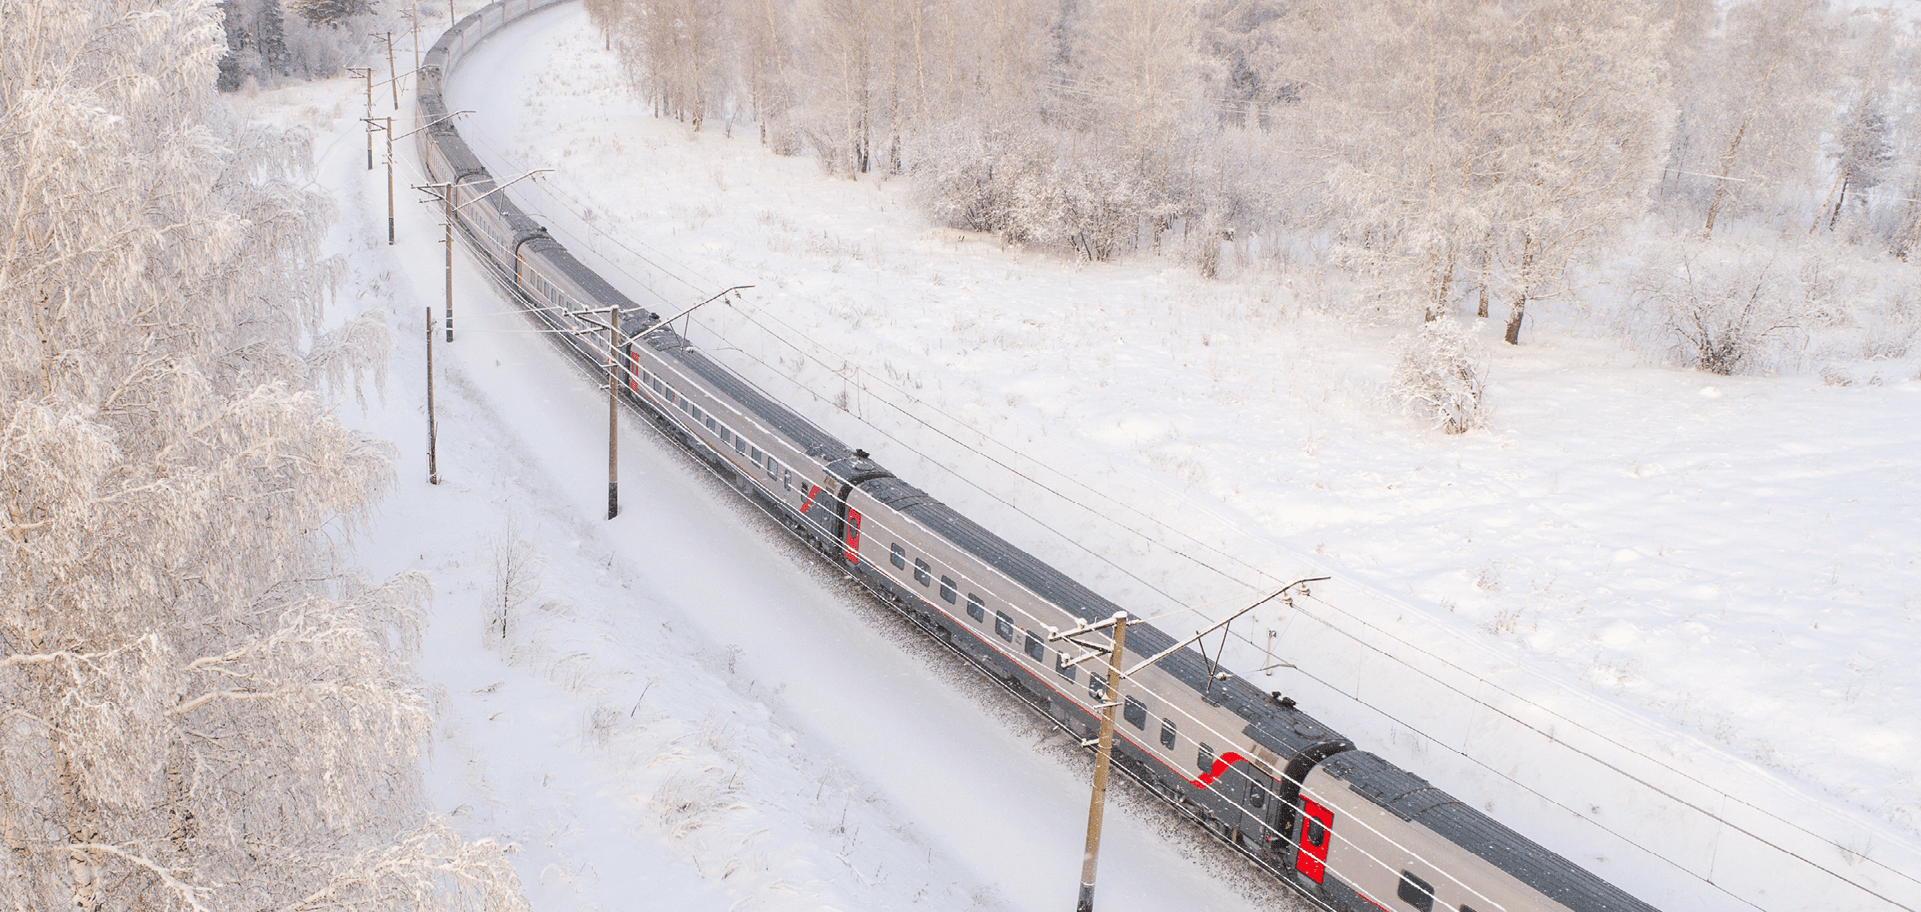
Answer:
[0,0,522,909]
[586,0,1921,430]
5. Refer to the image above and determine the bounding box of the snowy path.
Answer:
[268,18,1301,912]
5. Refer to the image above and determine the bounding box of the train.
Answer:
[413,4,1661,911]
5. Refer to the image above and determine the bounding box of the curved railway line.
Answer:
[400,4,1876,911]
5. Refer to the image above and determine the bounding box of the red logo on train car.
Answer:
[843,509,862,563]
[1192,752,1247,788]
[1295,798,1334,883]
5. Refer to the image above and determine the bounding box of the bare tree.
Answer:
[0,2,524,909]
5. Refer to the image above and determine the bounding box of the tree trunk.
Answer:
[1427,245,1455,322]
[1477,243,1490,318]
[1703,117,1749,236]
[1504,235,1534,345]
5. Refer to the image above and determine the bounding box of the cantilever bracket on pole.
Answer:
[1120,576,1329,678]
[394,110,472,142]
[452,168,553,211]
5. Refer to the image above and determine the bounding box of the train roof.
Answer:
[875,486,1351,763]
[657,342,852,460]
[1317,751,1658,912]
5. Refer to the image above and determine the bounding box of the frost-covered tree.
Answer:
[1308,0,1669,340]
[1671,0,1834,235]
[616,0,731,130]
[0,2,524,910]
[1484,0,1671,344]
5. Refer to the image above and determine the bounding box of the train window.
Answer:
[1247,782,1266,808]
[1123,696,1146,730]
[1159,719,1176,749]
[890,544,907,570]
[690,403,702,422]
[1054,651,1076,682]
[766,459,777,481]
[939,576,957,603]
[734,436,747,456]
[1024,632,1045,662]
[1304,817,1327,848]
[705,415,717,432]
[782,467,792,491]
[1088,671,1107,700]
[749,445,763,466]
[994,611,1014,641]
[965,593,985,622]
[1198,743,1215,773]
[912,559,930,586]
[1397,871,1435,912]
[720,427,732,446]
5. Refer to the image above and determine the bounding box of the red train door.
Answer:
[842,508,862,563]
[1295,797,1334,883]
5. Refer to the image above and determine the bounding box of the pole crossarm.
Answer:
[571,286,754,347]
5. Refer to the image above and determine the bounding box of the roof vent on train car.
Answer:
[855,449,869,459]
[1272,693,1296,708]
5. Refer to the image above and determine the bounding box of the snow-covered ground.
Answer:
[255,2,1921,910]
[246,17,1300,912]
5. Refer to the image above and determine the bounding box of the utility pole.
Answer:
[348,67,373,170]
[385,116,395,243]
[408,4,422,73]
[383,32,399,111]
[1077,612,1128,912]
[394,111,470,249]
[427,306,439,484]
[421,167,552,344]
[607,304,620,520]
[443,184,454,341]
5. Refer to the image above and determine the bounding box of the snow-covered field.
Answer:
[257,2,1921,910]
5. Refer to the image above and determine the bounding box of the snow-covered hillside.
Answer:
[249,2,1921,910]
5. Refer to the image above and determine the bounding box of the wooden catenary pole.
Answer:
[427,306,439,484]
[384,32,399,111]
[607,304,621,519]
[349,67,373,170]
[444,183,455,342]
[385,116,395,245]
[1077,612,1128,912]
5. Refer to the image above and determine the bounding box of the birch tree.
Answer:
[1485,0,1671,344]
[1674,0,1834,235]
[0,1,523,909]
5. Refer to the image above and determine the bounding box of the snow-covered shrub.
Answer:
[1632,248,1803,375]
[1390,318,1489,434]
